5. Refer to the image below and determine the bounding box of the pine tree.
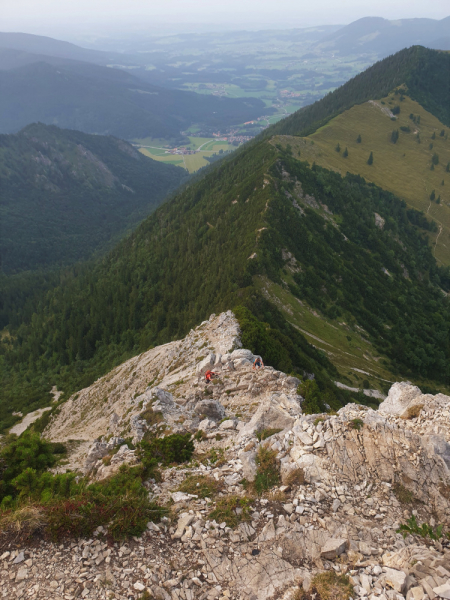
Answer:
[429,143,434,150]
[440,130,446,137]
[391,130,399,143]
[431,164,435,171]
[437,196,441,204]
[367,152,374,165]
[356,134,362,143]
[430,190,436,201]
[442,180,445,186]
[431,132,436,140]
[446,162,450,173]
[335,143,341,152]
[416,133,421,144]
[343,147,349,158]
[432,153,439,166]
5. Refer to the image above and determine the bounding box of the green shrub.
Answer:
[397,515,443,541]
[1,465,167,541]
[254,445,280,494]
[298,379,326,415]
[393,483,415,504]
[208,495,251,528]
[178,475,222,498]
[194,430,207,442]
[0,433,58,500]
[137,433,194,479]
[349,418,364,431]
[256,428,282,441]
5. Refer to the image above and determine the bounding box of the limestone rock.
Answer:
[238,393,301,439]
[173,513,195,539]
[194,400,225,421]
[384,568,407,593]
[379,382,425,418]
[197,354,216,375]
[320,538,348,560]
[239,449,257,482]
[433,583,450,599]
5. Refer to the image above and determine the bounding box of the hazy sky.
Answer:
[2,0,450,37]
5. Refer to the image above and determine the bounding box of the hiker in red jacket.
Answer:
[205,370,216,383]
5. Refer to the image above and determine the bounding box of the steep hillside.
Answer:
[1,134,449,431]
[2,46,450,433]
[274,93,450,264]
[270,46,450,138]
[0,61,268,141]
[0,123,186,273]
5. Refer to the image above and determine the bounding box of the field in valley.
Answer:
[135,136,236,172]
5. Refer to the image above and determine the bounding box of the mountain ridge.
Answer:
[1,46,449,433]
[0,122,186,273]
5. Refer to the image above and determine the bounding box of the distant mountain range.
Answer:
[0,59,268,140]
[0,123,186,273]
[311,16,450,56]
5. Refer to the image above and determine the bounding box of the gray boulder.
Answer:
[196,354,215,375]
[239,449,258,482]
[230,349,254,361]
[238,393,301,439]
[379,382,426,418]
[194,400,225,421]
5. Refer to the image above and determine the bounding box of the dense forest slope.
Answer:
[1,139,449,430]
[1,46,449,432]
[270,46,450,138]
[0,123,186,273]
[0,61,268,141]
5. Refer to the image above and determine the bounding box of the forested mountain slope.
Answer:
[1,138,449,430]
[0,123,186,273]
[1,46,449,432]
[0,61,268,141]
[273,93,450,264]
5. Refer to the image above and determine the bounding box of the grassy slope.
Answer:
[254,276,395,394]
[273,94,450,265]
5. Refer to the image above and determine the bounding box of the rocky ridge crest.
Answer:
[4,312,450,600]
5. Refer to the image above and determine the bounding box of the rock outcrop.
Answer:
[5,311,450,600]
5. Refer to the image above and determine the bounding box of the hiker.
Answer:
[205,369,216,383]
[253,356,264,370]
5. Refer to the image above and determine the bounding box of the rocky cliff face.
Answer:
[5,312,450,600]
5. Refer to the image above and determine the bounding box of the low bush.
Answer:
[285,468,305,487]
[140,406,163,427]
[194,430,207,442]
[208,495,251,528]
[256,428,283,442]
[403,405,423,420]
[178,475,222,499]
[0,465,167,541]
[0,433,63,501]
[304,572,353,600]
[393,483,415,504]
[137,433,194,479]
[397,515,444,541]
[349,418,364,431]
[254,445,280,494]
